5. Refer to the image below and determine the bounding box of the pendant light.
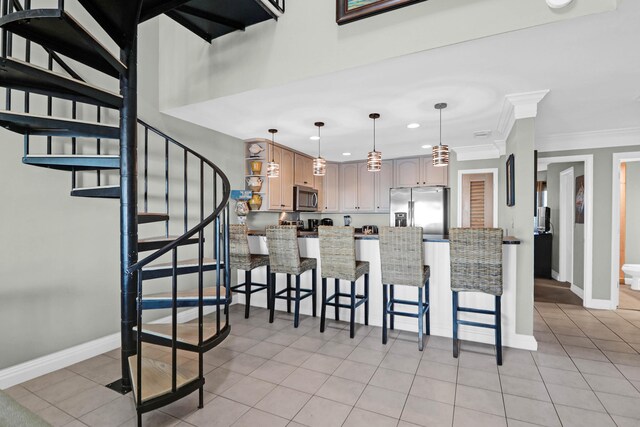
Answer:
[432,103,449,167]
[367,113,382,172]
[266,129,280,178]
[313,122,326,176]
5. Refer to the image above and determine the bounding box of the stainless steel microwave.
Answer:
[294,186,318,212]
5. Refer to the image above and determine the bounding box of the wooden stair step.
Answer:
[0,9,125,78]
[141,258,222,280]
[1,110,120,139]
[128,346,199,403]
[137,236,200,252]
[138,212,170,224]
[0,57,122,108]
[23,155,120,171]
[134,320,228,347]
[71,185,120,199]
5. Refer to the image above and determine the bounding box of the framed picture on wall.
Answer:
[336,0,427,25]
[575,175,585,224]
[506,154,515,207]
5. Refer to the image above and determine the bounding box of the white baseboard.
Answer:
[625,278,631,285]
[0,306,219,390]
[551,270,560,281]
[570,284,584,299]
[585,298,615,310]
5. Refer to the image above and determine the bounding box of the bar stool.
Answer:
[379,226,430,351]
[266,225,317,328]
[449,228,503,365]
[229,224,270,319]
[318,226,369,338]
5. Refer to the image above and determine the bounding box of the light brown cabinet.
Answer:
[267,145,282,210]
[394,157,448,187]
[266,144,294,211]
[314,174,324,213]
[421,157,448,186]
[357,162,376,211]
[323,163,340,212]
[375,160,394,212]
[340,163,359,212]
[294,153,314,187]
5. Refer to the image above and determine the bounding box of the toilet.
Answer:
[622,264,640,291]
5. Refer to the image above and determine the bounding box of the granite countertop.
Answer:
[248,230,521,244]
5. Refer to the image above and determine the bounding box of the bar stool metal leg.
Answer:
[389,285,395,330]
[364,273,369,326]
[287,274,292,314]
[418,286,424,351]
[496,295,502,365]
[452,291,459,358]
[266,266,271,310]
[312,269,317,317]
[350,281,356,338]
[425,279,430,335]
[320,278,327,332]
[382,284,388,344]
[334,278,340,321]
[294,274,302,328]
[244,270,251,319]
[269,273,276,323]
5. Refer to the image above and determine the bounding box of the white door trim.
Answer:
[559,167,575,285]
[611,152,640,309]
[538,155,594,308]
[457,168,499,227]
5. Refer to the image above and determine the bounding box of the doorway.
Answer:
[559,167,575,284]
[457,169,498,228]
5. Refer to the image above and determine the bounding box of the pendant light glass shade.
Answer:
[368,113,382,172]
[432,103,450,167]
[313,121,326,176]
[267,129,280,178]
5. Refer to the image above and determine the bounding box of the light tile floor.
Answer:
[5,302,640,426]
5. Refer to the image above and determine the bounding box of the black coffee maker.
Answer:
[308,219,320,231]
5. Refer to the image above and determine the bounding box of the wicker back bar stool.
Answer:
[266,226,317,327]
[229,225,271,319]
[379,226,431,351]
[318,226,369,338]
[449,228,503,365]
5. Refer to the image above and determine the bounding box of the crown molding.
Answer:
[453,144,500,161]
[497,90,550,140]
[536,127,640,152]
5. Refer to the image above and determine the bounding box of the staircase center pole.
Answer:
[117,28,139,394]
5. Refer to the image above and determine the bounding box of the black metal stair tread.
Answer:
[142,285,227,301]
[143,258,219,271]
[128,345,200,403]
[23,155,120,171]
[0,57,122,108]
[0,110,120,139]
[138,212,170,224]
[140,258,222,280]
[0,9,125,78]
[134,321,227,347]
[137,236,200,252]
[71,185,120,198]
[78,0,141,49]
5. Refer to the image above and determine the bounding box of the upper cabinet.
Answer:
[267,144,282,210]
[264,143,294,211]
[280,148,295,210]
[375,160,394,212]
[357,162,376,211]
[421,157,448,186]
[314,173,324,213]
[294,153,314,187]
[323,163,340,212]
[395,156,448,187]
[340,163,359,212]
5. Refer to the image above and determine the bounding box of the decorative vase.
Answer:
[246,176,263,192]
[248,143,265,157]
[235,200,249,224]
[249,194,263,211]
[250,160,262,175]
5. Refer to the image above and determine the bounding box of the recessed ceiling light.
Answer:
[342,152,351,156]
[421,145,432,149]
[310,136,320,141]
[407,123,420,129]
[546,0,573,9]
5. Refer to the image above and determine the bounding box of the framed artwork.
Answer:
[336,0,427,25]
[575,175,585,224]
[506,154,515,207]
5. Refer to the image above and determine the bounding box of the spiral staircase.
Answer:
[0,0,284,424]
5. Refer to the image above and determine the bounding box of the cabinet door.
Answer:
[394,158,421,187]
[422,157,448,186]
[340,163,359,212]
[294,154,314,187]
[267,145,282,210]
[357,162,376,212]
[375,160,394,212]
[324,163,340,212]
[314,174,324,213]
[281,149,295,210]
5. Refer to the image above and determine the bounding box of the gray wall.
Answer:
[546,162,584,290]
[626,161,640,266]
[0,17,244,370]
[500,119,535,336]
[539,145,640,300]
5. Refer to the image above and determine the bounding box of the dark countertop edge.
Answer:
[248,231,521,245]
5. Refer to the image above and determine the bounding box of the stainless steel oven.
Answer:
[294,186,318,212]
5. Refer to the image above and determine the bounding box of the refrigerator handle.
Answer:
[409,201,414,227]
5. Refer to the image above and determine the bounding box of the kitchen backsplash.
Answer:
[245,211,389,230]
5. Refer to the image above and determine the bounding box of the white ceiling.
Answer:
[166,0,640,162]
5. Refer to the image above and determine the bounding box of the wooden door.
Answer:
[281,149,295,210]
[324,163,340,212]
[375,160,394,212]
[267,145,282,210]
[422,157,448,186]
[314,174,324,213]
[394,158,421,187]
[340,163,359,212]
[357,162,376,211]
[461,173,494,228]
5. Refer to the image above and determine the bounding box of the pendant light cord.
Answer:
[439,108,442,147]
[318,125,321,157]
[373,116,376,151]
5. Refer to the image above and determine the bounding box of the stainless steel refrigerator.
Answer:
[389,187,450,234]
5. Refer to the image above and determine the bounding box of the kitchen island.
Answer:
[240,231,536,351]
